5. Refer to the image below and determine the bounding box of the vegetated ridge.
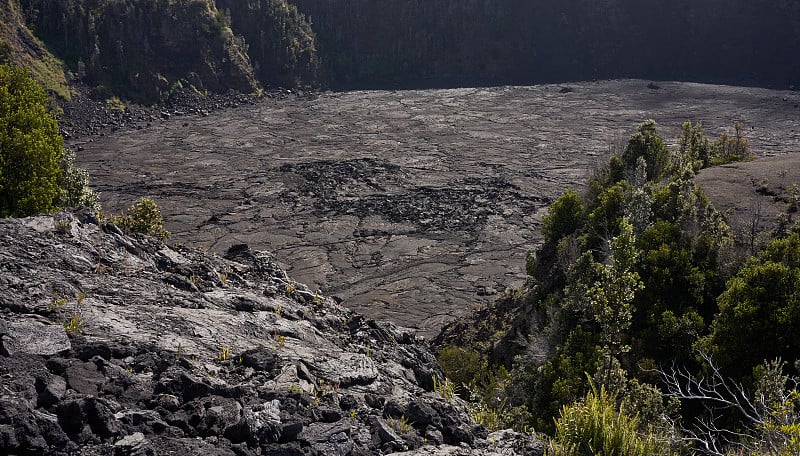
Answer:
[0,0,70,99]
[434,120,800,454]
[3,0,800,102]
[294,0,800,89]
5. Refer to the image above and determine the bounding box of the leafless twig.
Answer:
[659,351,798,455]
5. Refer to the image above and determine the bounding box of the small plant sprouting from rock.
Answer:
[49,293,68,312]
[218,344,231,361]
[273,330,286,347]
[63,314,84,334]
[433,375,457,402]
[308,389,324,408]
[54,217,72,233]
[318,379,340,395]
[219,266,231,286]
[49,291,86,334]
[105,96,126,112]
[388,415,413,435]
[111,197,171,241]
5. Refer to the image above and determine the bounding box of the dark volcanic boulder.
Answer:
[1,320,70,356]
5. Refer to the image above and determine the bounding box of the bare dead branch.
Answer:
[658,351,798,455]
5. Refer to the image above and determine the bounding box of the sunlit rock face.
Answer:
[0,210,544,455]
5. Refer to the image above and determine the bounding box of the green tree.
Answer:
[542,189,585,245]
[676,121,713,171]
[534,326,602,433]
[584,181,629,253]
[621,120,669,182]
[0,64,64,217]
[625,157,653,236]
[588,218,643,356]
[700,232,800,377]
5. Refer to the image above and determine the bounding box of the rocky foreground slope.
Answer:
[0,210,542,455]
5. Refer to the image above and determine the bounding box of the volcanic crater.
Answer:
[73,80,800,337]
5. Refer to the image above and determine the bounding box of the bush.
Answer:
[620,120,669,182]
[112,197,171,241]
[676,121,714,171]
[59,148,99,211]
[712,122,754,165]
[0,64,64,217]
[700,232,800,377]
[0,64,97,217]
[542,189,585,245]
[438,345,484,388]
[549,381,669,456]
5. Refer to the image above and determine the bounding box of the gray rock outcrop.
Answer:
[0,210,542,455]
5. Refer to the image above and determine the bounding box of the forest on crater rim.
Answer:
[2,0,800,102]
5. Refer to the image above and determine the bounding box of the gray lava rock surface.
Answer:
[0,211,542,455]
[72,80,800,336]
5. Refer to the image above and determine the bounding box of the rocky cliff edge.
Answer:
[0,210,542,455]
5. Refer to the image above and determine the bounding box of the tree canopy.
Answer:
[0,63,64,217]
[0,63,97,217]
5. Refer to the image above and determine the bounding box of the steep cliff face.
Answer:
[0,0,70,99]
[19,0,258,103]
[215,0,320,89]
[290,0,518,86]
[6,0,798,102]
[293,0,800,88]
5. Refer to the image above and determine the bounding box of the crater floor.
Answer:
[74,80,800,337]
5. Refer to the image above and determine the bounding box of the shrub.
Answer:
[0,64,97,217]
[0,64,64,217]
[699,231,800,377]
[112,197,171,241]
[542,189,585,245]
[438,345,484,391]
[59,148,99,211]
[712,122,754,165]
[549,381,669,456]
[620,120,669,182]
[676,121,714,171]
